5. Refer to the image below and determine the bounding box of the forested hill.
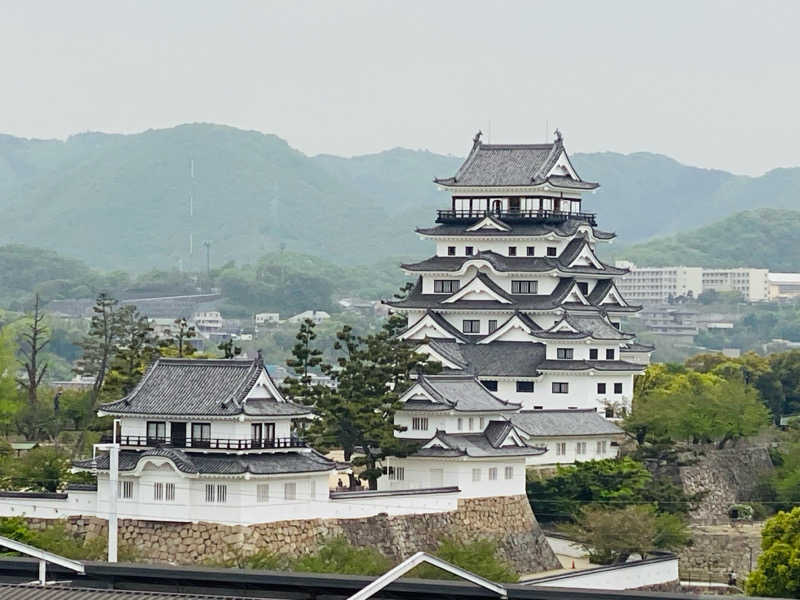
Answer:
[1,123,800,270]
[614,208,800,271]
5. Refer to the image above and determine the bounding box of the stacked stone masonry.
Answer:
[28,495,560,574]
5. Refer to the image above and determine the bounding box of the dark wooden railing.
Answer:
[101,435,306,450]
[436,208,597,226]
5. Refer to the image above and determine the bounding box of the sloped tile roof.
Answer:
[416,219,615,240]
[510,409,625,437]
[412,374,521,412]
[99,358,309,417]
[415,430,546,458]
[538,359,645,372]
[76,449,336,475]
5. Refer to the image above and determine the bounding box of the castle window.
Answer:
[472,468,481,482]
[597,383,607,394]
[504,466,514,480]
[552,382,569,394]
[462,320,480,333]
[118,480,133,500]
[154,482,163,501]
[614,383,623,394]
[556,348,573,360]
[516,381,534,393]
[447,246,456,256]
[204,484,227,503]
[589,348,598,360]
[412,417,429,431]
[508,246,517,256]
[481,380,498,392]
[511,280,537,294]
[257,484,270,503]
[556,442,566,456]
[468,417,474,431]
[547,247,557,257]
[577,282,589,295]
[527,246,535,256]
[457,417,463,431]
[488,467,498,481]
[596,441,607,454]
[465,246,474,256]
[576,442,587,455]
[146,421,166,443]
[606,349,615,360]
[191,423,211,448]
[388,467,405,481]
[434,280,460,294]
[165,483,175,502]
[284,482,296,501]
[488,319,498,333]
[605,406,615,418]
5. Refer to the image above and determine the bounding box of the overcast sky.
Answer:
[2,0,798,175]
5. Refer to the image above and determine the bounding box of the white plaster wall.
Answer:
[544,343,621,361]
[528,556,679,590]
[331,490,459,517]
[524,435,620,466]
[379,457,527,498]
[394,412,498,438]
[495,373,634,413]
[119,418,292,442]
[433,239,571,258]
[0,490,97,520]
[420,271,579,296]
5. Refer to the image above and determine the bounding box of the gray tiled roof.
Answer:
[100,358,310,417]
[428,340,547,378]
[416,219,615,240]
[510,410,625,437]
[76,448,336,475]
[483,420,515,447]
[408,374,521,412]
[621,342,655,352]
[433,139,598,189]
[400,249,627,277]
[415,430,546,458]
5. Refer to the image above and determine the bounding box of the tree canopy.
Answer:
[746,507,800,597]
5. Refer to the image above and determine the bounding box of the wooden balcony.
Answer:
[101,435,307,451]
[436,208,597,226]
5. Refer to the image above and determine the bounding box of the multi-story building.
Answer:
[768,273,800,300]
[615,263,703,304]
[386,132,649,418]
[702,268,769,302]
[74,356,341,525]
[379,132,646,492]
[617,263,770,304]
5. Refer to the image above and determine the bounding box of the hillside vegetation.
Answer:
[2,124,800,270]
[615,208,800,270]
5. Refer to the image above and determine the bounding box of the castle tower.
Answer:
[386,131,652,419]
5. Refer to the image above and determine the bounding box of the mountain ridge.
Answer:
[1,123,798,271]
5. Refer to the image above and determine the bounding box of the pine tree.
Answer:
[74,293,123,407]
[281,318,324,405]
[161,317,197,358]
[102,305,159,398]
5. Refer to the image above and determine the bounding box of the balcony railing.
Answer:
[101,435,307,450]
[436,208,597,226]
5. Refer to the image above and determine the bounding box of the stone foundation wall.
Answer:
[679,523,762,582]
[29,495,560,574]
[647,443,773,525]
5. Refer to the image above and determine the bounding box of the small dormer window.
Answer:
[547,247,557,257]
[434,280,459,294]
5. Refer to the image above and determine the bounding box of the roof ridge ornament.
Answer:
[554,128,563,142]
[472,130,483,146]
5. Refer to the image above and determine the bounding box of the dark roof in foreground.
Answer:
[0,585,257,600]
[74,448,336,476]
[510,410,625,438]
[99,358,310,417]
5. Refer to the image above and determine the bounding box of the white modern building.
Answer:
[192,311,224,331]
[255,312,280,326]
[616,263,770,304]
[386,131,650,419]
[615,263,703,304]
[768,272,800,300]
[702,268,769,302]
[287,310,331,324]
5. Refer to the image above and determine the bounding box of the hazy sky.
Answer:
[2,0,799,175]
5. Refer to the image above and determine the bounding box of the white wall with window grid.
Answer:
[421,272,591,296]
[434,239,574,259]
[396,412,506,438]
[378,457,526,498]
[522,435,620,466]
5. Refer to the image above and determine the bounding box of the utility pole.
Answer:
[203,241,211,281]
[94,441,120,562]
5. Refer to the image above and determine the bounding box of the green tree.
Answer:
[102,305,159,399]
[290,536,393,576]
[9,446,71,492]
[746,507,800,597]
[281,318,325,405]
[74,293,123,406]
[161,317,196,358]
[309,314,436,488]
[408,537,518,583]
[558,505,690,564]
[0,326,21,434]
[217,338,242,359]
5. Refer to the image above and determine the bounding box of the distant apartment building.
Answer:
[615,262,702,304]
[616,262,769,303]
[255,312,280,325]
[193,311,224,331]
[768,273,800,300]
[702,268,769,302]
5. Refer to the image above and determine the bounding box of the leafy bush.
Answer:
[291,537,392,576]
[407,537,517,583]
